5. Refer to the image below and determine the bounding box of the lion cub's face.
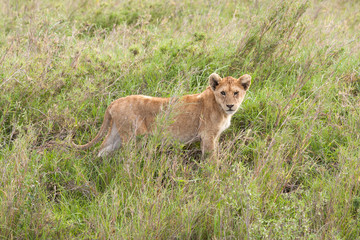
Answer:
[209,73,251,115]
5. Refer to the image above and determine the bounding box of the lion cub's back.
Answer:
[109,95,169,117]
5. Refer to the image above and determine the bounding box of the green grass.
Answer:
[1,0,360,238]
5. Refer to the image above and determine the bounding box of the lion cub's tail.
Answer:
[72,109,112,150]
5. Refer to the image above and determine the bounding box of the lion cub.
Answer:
[73,73,251,157]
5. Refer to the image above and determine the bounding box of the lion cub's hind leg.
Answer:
[97,121,122,157]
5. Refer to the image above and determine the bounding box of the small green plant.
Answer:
[129,44,140,55]
[194,32,206,41]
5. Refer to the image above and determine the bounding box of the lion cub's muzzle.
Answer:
[225,104,237,114]
[226,104,234,111]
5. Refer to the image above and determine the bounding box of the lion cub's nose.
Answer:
[226,104,234,109]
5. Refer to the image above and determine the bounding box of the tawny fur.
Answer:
[72,73,251,157]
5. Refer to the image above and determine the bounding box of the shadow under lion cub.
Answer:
[72,73,251,159]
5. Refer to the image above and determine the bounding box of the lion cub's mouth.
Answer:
[226,109,235,114]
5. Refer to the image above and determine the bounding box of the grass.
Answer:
[1,0,360,238]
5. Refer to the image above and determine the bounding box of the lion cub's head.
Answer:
[209,73,251,115]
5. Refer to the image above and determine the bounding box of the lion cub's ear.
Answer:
[239,74,251,91]
[209,73,222,90]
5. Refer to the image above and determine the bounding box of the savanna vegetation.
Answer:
[1,0,360,239]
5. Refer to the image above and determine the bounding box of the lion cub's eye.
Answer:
[220,91,226,96]
[234,91,239,96]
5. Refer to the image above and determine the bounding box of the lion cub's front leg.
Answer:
[200,134,219,160]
